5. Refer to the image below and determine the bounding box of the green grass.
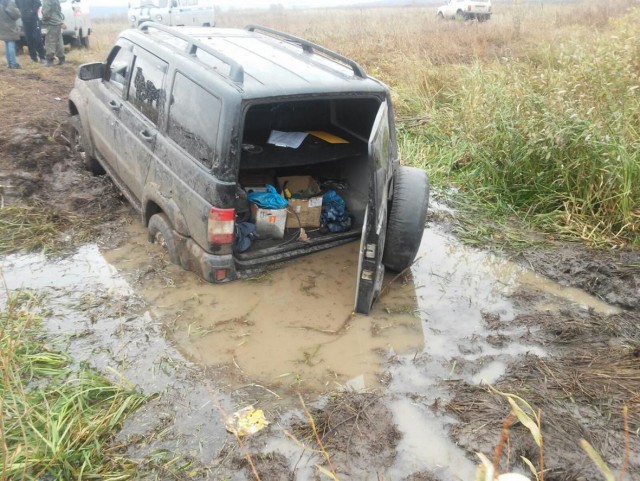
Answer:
[0,291,147,480]
[401,7,640,247]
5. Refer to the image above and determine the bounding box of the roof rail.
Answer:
[244,24,367,79]
[139,22,245,84]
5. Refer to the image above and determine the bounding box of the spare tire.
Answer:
[382,166,429,272]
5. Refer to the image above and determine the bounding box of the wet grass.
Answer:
[0,203,100,256]
[0,204,70,255]
[397,6,640,248]
[0,290,147,480]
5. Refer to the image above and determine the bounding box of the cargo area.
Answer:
[234,96,382,263]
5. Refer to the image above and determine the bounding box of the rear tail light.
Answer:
[208,207,235,245]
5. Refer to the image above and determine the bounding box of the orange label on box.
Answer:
[269,215,277,223]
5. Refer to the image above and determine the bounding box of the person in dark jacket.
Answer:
[41,0,64,66]
[0,0,21,69]
[16,0,45,63]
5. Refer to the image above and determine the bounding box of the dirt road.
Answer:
[1,60,638,481]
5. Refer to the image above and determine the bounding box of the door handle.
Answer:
[109,100,121,111]
[140,130,156,142]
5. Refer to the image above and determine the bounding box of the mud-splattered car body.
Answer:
[68,23,429,314]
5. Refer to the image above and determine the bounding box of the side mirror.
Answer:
[78,62,105,81]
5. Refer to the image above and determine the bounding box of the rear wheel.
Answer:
[382,166,429,272]
[69,116,104,175]
[80,33,90,48]
[148,213,180,265]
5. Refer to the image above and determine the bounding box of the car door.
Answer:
[86,42,134,173]
[113,47,168,206]
[354,100,392,315]
[168,0,183,25]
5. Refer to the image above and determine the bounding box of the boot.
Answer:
[57,56,65,65]
[44,57,54,67]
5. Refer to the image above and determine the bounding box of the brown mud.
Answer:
[1,60,639,481]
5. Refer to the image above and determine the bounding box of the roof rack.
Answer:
[139,22,245,84]
[244,24,367,79]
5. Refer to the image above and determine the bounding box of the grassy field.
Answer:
[82,1,639,248]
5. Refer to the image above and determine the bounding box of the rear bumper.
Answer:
[181,237,237,283]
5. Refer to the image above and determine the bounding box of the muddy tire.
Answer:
[70,116,104,175]
[80,32,90,49]
[148,213,180,265]
[382,166,429,272]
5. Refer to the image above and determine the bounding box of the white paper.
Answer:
[308,197,323,208]
[267,130,308,149]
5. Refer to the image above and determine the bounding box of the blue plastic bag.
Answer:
[247,185,288,210]
[321,190,352,233]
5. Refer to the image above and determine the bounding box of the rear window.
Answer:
[167,72,221,169]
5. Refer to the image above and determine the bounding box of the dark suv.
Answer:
[68,23,429,314]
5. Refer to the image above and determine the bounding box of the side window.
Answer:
[107,45,133,93]
[128,51,168,125]
[167,72,221,169]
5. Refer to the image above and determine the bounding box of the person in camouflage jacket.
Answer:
[0,0,22,69]
[41,0,64,65]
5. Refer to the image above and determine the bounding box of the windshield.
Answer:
[129,0,169,8]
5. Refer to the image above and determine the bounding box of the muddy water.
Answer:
[104,222,425,391]
[1,216,622,480]
[103,220,617,396]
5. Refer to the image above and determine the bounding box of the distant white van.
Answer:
[128,0,215,28]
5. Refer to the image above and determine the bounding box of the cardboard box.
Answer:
[250,204,287,239]
[277,176,323,229]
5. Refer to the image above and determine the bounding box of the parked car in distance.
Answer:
[59,0,91,46]
[18,0,91,49]
[68,23,430,315]
[437,0,491,21]
[128,0,215,28]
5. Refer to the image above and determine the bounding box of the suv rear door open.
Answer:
[355,101,392,314]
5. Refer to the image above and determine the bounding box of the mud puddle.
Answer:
[104,219,615,390]
[1,214,623,480]
[97,214,620,479]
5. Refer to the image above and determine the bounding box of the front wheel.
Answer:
[382,166,430,272]
[148,213,180,265]
[69,116,104,175]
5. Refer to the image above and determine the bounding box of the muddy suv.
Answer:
[68,23,429,314]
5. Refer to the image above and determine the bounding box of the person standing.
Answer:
[0,0,22,69]
[16,0,45,63]
[41,0,64,66]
